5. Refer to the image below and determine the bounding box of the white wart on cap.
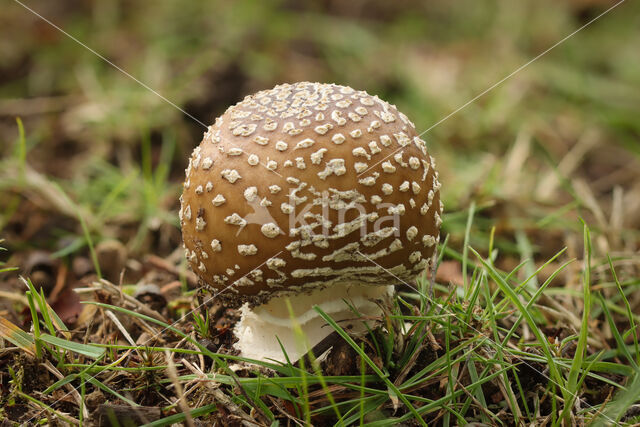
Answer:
[180,82,443,361]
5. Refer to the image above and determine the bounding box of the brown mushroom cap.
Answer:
[180,82,442,306]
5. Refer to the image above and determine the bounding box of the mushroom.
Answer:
[180,82,442,362]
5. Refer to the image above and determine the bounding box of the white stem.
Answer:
[233,284,394,363]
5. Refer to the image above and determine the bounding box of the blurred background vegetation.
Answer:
[1,0,639,267]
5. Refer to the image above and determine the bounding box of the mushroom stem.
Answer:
[233,284,394,363]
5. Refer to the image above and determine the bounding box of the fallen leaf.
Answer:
[51,287,83,326]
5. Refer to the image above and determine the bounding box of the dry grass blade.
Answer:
[87,279,167,323]
[0,315,36,356]
[164,350,195,427]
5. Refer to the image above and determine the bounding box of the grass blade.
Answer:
[470,248,567,405]
[142,404,218,426]
[561,221,592,422]
[39,333,105,360]
[314,306,427,426]
[0,316,36,356]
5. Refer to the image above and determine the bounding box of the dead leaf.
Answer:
[50,287,83,326]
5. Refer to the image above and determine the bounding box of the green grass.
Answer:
[2,235,639,424]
